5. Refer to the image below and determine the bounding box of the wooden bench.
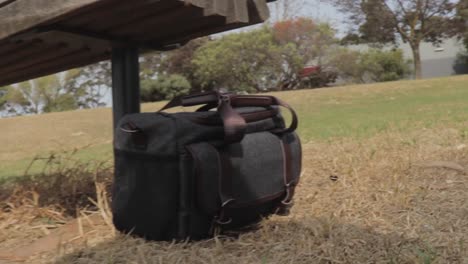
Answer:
[0,0,274,124]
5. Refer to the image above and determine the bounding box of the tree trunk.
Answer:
[410,42,422,79]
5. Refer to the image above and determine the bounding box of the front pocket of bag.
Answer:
[112,150,179,240]
[187,132,301,217]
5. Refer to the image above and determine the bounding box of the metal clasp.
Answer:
[281,182,294,206]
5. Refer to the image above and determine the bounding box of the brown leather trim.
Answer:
[187,109,278,126]
[182,92,219,106]
[231,95,298,134]
[231,95,274,107]
[241,108,279,122]
[280,135,297,205]
[217,95,246,143]
[159,92,298,142]
[281,137,294,186]
[227,190,285,209]
[217,147,234,206]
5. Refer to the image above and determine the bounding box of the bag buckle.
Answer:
[119,122,147,150]
[210,198,235,235]
[281,183,294,206]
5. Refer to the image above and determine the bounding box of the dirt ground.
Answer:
[1,124,468,264]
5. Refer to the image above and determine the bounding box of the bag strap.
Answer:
[191,94,298,135]
[159,91,246,143]
[232,95,298,134]
[159,91,299,142]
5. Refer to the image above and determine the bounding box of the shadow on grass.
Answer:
[51,216,442,264]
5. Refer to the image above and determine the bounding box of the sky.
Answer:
[269,0,345,34]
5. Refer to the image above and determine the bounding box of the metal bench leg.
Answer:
[111,46,140,129]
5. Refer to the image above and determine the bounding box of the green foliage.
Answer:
[193,27,281,92]
[361,49,412,82]
[2,70,87,116]
[42,94,77,113]
[193,20,337,92]
[301,69,338,88]
[162,38,210,93]
[70,62,110,108]
[332,48,412,83]
[273,19,338,90]
[453,51,468,74]
[140,74,191,102]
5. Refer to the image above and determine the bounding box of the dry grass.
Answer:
[1,123,467,263]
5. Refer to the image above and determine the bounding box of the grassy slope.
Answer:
[1,75,467,179]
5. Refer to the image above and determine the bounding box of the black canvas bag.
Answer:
[112,92,302,241]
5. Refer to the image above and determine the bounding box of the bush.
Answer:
[453,52,468,74]
[331,48,412,84]
[140,74,191,102]
[301,68,338,88]
[361,49,412,82]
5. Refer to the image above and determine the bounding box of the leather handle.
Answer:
[160,91,220,111]
[159,92,298,141]
[194,95,298,134]
[159,92,246,143]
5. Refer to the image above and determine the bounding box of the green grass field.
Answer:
[1,75,468,179]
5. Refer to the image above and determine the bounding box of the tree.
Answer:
[456,0,468,49]
[0,85,25,115]
[192,19,338,92]
[0,86,9,110]
[330,48,412,83]
[8,73,79,114]
[70,62,111,109]
[140,74,191,102]
[328,0,458,79]
[0,68,104,116]
[271,0,308,21]
[162,38,210,93]
[193,28,281,92]
[272,18,337,89]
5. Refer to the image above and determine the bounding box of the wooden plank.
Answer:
[0,0,100,40]
[106,1,187,37]
[0,45,77,75]
[0,0,273,87]
[0,41,57,69]
[0,39,42,57]
[61,0,156,29]
[227,0,249,24]
[96,0,180,33]
[146,15,227,44]
[12,30,110,50]
[0,0,16,8]
[69,0,165,32]
[155,19,245,47]
[0,48,90,81]
[183,0,255,23]
[130,7,206,42]
[201,0,228,17]
[0,50,110,87]
[33,0,115,30]
[250,0,270,22]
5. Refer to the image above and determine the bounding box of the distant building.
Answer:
[348,38,468,79]
[398,38,467,78]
